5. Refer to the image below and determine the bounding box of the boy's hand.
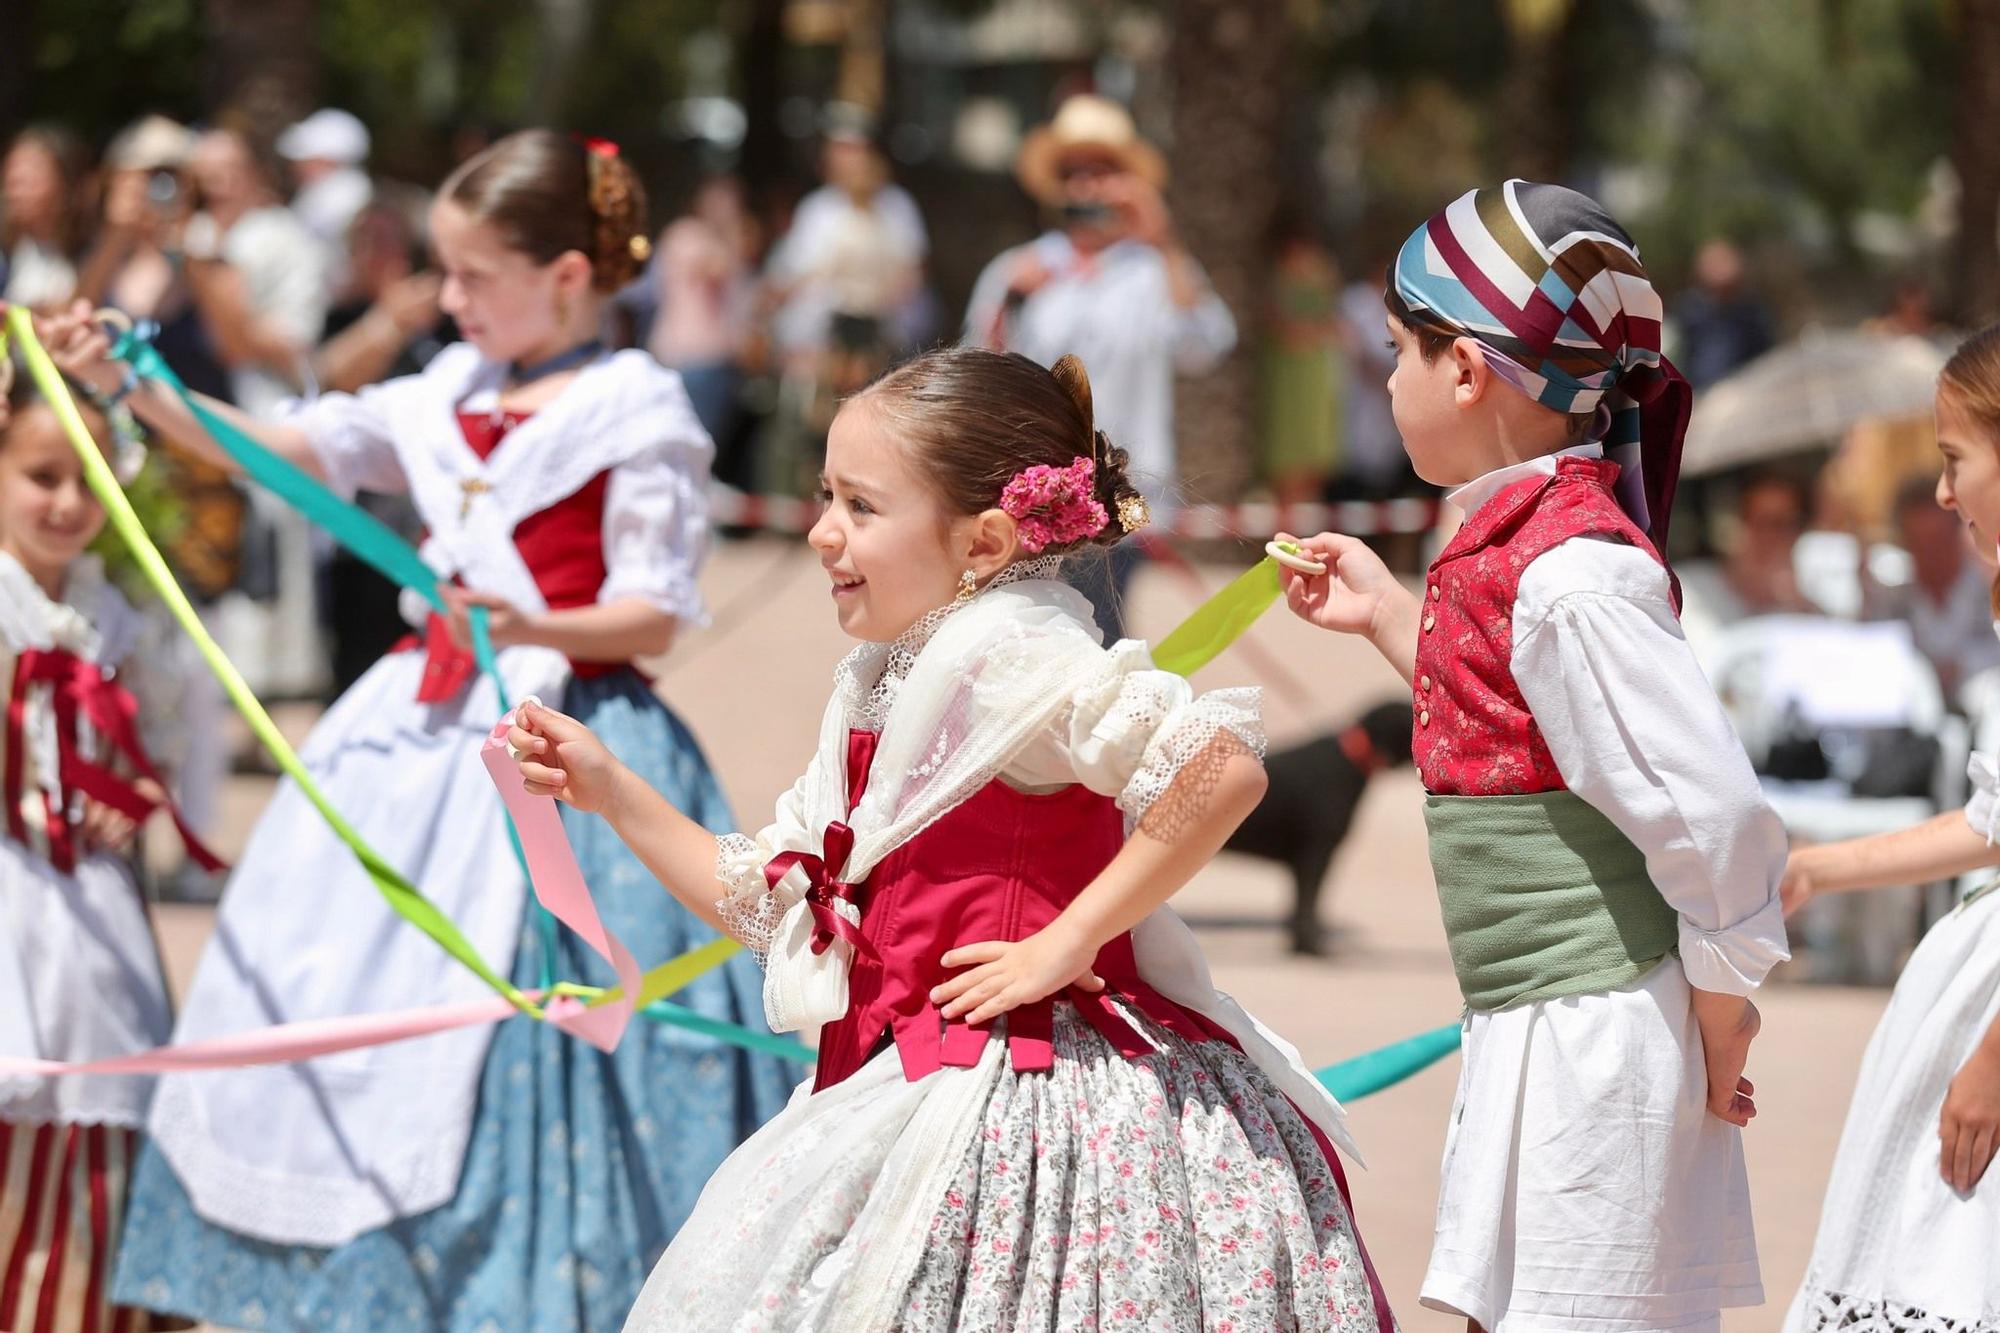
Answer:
[1779,849,1819,917]
[508,699,625,816]
[932,925,1105,1027]
[1691,989,1760,1127]
[1276,532,1394,635]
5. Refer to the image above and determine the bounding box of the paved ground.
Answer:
[150,538,1893,1332]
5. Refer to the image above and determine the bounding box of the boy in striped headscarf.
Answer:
[1280,180,1792,1333]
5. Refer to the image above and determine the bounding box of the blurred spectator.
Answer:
[1,126,93,310]
[1673,238,1776,389]
[277,108,373,297]
[182,127,330,416]
[1862,475,2000,700]
[311,190,440,695]
[1334,258,1418,501]
[1258,216,1345,506]
[644,176,756,454]
[1867,274,1943,340]
[1680,471,1827,653]
[964,93,1236,638]
[765,109,924,384]
[313,193,444,394]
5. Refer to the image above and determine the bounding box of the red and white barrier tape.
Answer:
[708,488,1442,540]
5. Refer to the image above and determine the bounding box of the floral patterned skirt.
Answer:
[626,1001,1394,1332]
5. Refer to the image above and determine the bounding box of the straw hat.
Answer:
[1014,95,1167,205]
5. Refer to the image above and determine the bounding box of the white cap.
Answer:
[277,109,370,165]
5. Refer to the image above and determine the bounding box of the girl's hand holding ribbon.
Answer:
[509,699,625,816]
[35,299,124,400]
[441,585,526,650]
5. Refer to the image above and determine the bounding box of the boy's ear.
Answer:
[1451,336,1493,410]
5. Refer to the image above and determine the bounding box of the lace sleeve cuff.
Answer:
[1119,687,1266,824]
[713,833,794,966]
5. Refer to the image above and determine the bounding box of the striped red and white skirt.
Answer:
[0,1122,170,1333]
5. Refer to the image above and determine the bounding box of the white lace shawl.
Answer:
[715,571,1361,1161]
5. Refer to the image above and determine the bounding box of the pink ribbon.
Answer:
[0,704,644,1078]
[479,706,643,1053]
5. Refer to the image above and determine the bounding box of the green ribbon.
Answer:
[1151,557,1283,677]
[9,310,538,1015]
[59,323,1461,1098]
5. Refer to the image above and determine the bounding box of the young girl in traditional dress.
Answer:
[0,366,200,1333]
[1779,324,2000,1333]
[1278,181,1791,1333]
[509,346,1396,1332]
[43,129,791,1332]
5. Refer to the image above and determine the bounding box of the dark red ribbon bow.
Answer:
[10,648,227,874]
[764,821,870,958]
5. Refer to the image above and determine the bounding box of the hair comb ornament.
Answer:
[1116,493,1150,535]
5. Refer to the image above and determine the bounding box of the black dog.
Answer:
[1222,701,1415,956]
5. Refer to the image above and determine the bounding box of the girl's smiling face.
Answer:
[0,402,107,594]
[808,396,1017,642]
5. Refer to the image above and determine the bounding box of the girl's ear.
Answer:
[551,248,595,296]
[958,508,1021,581]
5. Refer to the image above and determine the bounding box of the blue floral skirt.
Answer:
[111,672,795,1332]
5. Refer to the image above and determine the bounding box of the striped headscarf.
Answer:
[1387,179,1692,557]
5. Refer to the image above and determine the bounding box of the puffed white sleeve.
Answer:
[598,439,712,626]
[1007,640,1265,823]
[1513,538,1792,996]
[286,382,407,500]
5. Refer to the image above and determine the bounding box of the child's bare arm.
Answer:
[1784,813,1998,914]
[509,701,729,933]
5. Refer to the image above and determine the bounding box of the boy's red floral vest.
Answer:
[1413,456,1674,796]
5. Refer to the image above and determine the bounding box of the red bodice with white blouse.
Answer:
[809,728,1228,1094]
[406,411,623,700]
[1412,456,1672,796]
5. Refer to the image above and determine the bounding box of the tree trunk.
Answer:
[1168,0,1289,503]
[737,0,789,205]
[1497,0,1577,182]
[0,0,36,136]
[1955,0,2000,324]
[201,0,319,139]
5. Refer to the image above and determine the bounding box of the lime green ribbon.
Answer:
[7,309,541,1016]
[1151,557,1283,677]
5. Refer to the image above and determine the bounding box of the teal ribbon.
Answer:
[114,330,559,986]
[1316,1022,1461,1100]
[112,328,1461,1097]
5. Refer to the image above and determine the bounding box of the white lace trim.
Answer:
[832,555,1067,732]
[1795,1282,2000,1333]
[1119,687,1266,823]
[715,831,789,964]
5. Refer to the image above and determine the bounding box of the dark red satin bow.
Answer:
[11,648,226,874]
[764,822,870,958]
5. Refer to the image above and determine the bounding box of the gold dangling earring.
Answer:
[954,569,978,604]
[555,288,572,331]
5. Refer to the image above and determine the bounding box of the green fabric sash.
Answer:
[1425,789,1676,1012]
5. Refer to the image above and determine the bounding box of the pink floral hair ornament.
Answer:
[998,456,1109,554]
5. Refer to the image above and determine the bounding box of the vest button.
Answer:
[1419,708,1431,727]
[1429,584,1440,599]
[1423,613,1436,632]
[1420,674,1432,690]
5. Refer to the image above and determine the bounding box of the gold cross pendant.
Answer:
[459,478,491,520]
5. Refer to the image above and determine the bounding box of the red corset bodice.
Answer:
[1413,456,1672,795]
[811,729,1224,1093]
[405,411,620,701]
